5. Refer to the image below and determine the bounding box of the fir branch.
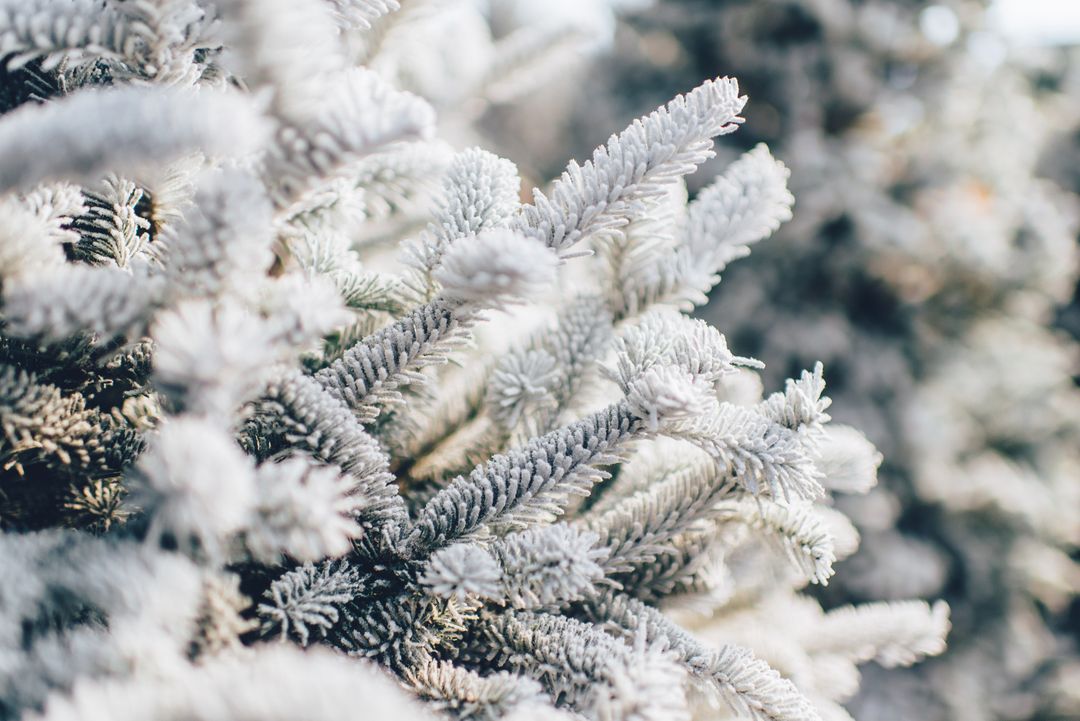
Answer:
[63,477,130,531]
[539,295,615,410]
[404,400,646,555]
[0,195,68,278]
[324,0,401,31]
[486,349,560,434]
[218,0,345,115]
[478,608,690,721]
[284,227,404,313]
[0,0,162,71]
[150,298,282,416]
[585,593,822,721]
[396,293,609,485]
[258,560,363,646]
[22,182,87,247]
[403,657,546,721]
[162,168,274,298]
[612,527,722,603]
[265,67,435,205]
[407,326,763,554]
[70,176,152,268]
[314,298,458,422]
[131,416,257,559]
[482,24,591,105]
[402,147,521,302]
[338,592,471,667]
[583,457,737,577]
[427,148,520,250]
[716,497,837,585]
[189,571,257,657]
[354,140,453,222]
[247,456,366,564]
[661,365,832,503]
[315,231,556,424]
[612,144,794,316]
[0,363,143,477]
[422,525,609,610]
[432,229,557,308]
[487,295,613,438]
[313,80,750,428]
[0,530,205,712]
[0,85,268,194]
[252,370,405,548]
[513,77,746,256]
[606,312,758,396]
[491,525,608,610]
[683,145,794,275]
[815,424,882,494]
[24,644,433,721]
[419,542,504,604]
[805,600,951,668]
[3,265,164,344]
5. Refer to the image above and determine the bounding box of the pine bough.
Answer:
[0,2,948,720]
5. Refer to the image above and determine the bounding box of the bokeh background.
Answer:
[451,1,1080,719]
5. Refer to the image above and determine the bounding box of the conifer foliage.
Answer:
[0,1,948,720]
[544,2,1080,719]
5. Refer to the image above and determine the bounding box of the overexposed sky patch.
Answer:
[990,0,1080,45]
